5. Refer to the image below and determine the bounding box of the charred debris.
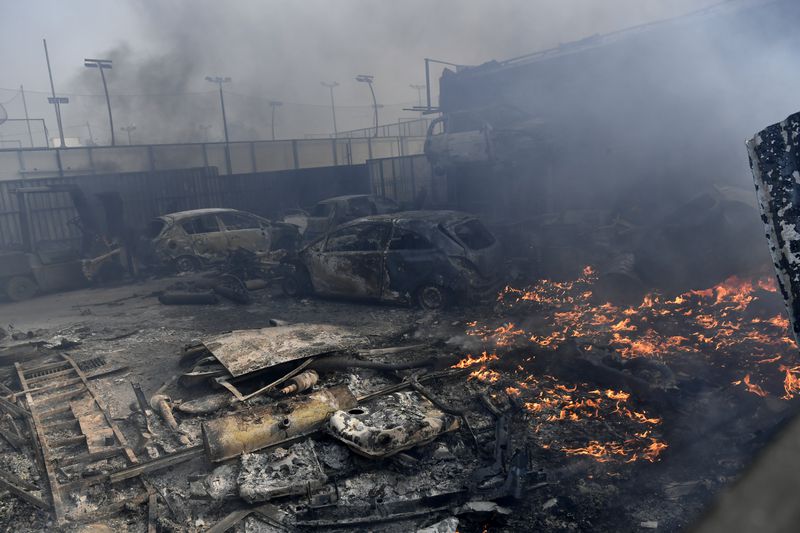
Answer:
[4,3,800,531]
[1,183,799,532]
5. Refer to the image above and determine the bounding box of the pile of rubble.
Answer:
[0,319,539,532]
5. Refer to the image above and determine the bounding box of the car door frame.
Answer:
[305,221,391,299]
[382,224,442,302]
[184,213,228,260]
[218,211,271,253]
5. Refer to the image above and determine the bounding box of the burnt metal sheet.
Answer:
[747,110,800,342]
[202,324,367,377]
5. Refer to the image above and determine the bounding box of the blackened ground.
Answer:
[0,276,794,532]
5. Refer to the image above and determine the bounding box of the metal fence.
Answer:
[0,136,425,182]
[305,117,432,140]
[0,164,369,251]
[367,154,447,208]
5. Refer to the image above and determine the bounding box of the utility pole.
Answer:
[205,76,232,174]
[84,58,115,145]
[355,75,378,137]
[410,84,426,107]
[85,122,94,145]
[320,81,339,136]
[19,85,35,148]
[43,39,67,148]
[269,101,283,140]
[120,125,136,145]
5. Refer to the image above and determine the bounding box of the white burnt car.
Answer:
[143,208,299,272]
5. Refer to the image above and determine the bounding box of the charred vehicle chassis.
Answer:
[281,210,502,310]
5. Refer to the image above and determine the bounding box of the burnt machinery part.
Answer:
[214,274,251,304]
[282,265,312,297]
[202,385,357,462]
[174,255,201,273]
[158,291,219,305]
[4,276,39,302]
[748,111,800,342]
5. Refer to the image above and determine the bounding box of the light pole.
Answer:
[410,84,426,107]
[84,58,115,145]
[43,39,67,148]
[205,76,232,174]
[355,75,378,137]
[320,81,339,137]
[120,125,136,145]
[269,100,283,140]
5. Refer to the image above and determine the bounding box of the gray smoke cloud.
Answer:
[62,0,724,144]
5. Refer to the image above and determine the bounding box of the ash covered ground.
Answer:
[0,267,796,532]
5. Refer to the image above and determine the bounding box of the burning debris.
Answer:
[1,253,797,531]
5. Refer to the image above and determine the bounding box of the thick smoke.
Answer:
[60,0,724,144]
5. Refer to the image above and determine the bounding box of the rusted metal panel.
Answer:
[202,324,367,378]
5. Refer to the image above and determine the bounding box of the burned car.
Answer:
[143,208,299,272]
[281,211,502,309]
[283,194,400,241]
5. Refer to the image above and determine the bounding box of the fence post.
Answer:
[292,140,300,169]
[87,146,96,174]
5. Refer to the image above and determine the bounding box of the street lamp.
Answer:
[355,75,378,137]
[84,58,115,145]
[205,76,232,174]
[320,81,339,136]
[120,124,136,145]
[269,101,283,140]
[409,84,426,107]
[43,39,67,148]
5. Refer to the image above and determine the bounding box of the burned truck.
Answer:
[418,0,789,296]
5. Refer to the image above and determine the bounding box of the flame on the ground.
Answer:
[517,374,667,463]
[487,272,797,399]
[460,269,797,465]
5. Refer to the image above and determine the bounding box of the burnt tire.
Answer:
[174,255,201,273]
[5,276,38,302]
[282,268,311,297]
[416,284,449,310]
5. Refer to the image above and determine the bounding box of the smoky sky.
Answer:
[0,0,724,145]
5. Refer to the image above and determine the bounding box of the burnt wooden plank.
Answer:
[62,354,138,464]
[15,362,62,522]
[0,469,50,511]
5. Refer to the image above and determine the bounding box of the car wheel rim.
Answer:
[421,287,443,309]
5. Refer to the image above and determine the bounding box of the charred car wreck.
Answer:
[142,208,300,272]
[281,210,502,309]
